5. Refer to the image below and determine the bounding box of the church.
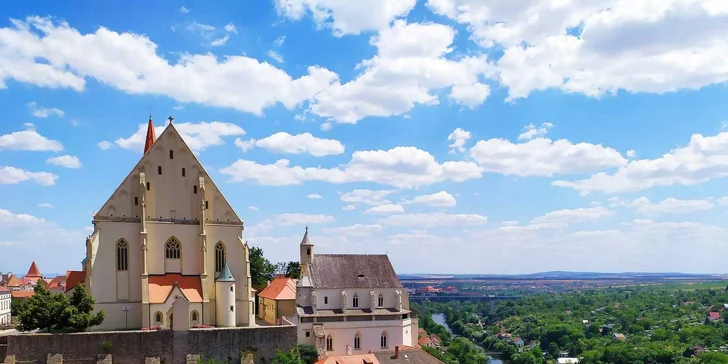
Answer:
[82,115,254,330]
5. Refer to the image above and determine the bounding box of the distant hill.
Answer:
[398,271,727,280]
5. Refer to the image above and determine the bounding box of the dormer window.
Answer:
[357,274,365,278]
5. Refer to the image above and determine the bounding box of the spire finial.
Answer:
[144,114,157,154]
[168,115,174,124]
[305,225,308,232]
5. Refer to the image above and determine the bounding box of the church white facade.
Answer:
[293,229,417,357]
[83,116,254,330]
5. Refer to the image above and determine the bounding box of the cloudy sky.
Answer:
[2,0,728,276]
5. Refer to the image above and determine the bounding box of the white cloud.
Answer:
[405,191,456,207]
[38,202,54,208]
[275,0,417,36]
[323,224,382,236]
[428,0,728,101]
[622,196,714,215]
[342,205,356,211]
[236,132,345,157]
[98,141,113,150]
[365,204,405,214]
[0,166,58,186]
[0,129,63,151]
[307,20,491,123]
[249,206,259,211]
[470,137,626,177]
[274,36,286,46]
[221,146,482,188]
[0,17,337,115]
[46,155,81,168]
[268,50,284,63]
[341,189,393,205]
[500,220,519,226]
[320,122,332,131]
[530,206,614,224]
[626,149,636,158]
[210,36,230,47]
[180,6,190,13]
[379,212,487,226]
[115,121,245,153]
[307,193,323,199]
[27,102,64,118]
[518,122,553,141]
[554,131,728,194]
[447,128,471,153]
[275,213,335,226]
[224,23,237,33]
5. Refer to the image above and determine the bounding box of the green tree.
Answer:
[250,246,276,292]
[285,262,301,279]
[60,284,105,331]
[11,297,27,317]
[18,284,68,332]
[296,344,319,364]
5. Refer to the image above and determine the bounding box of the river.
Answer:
[431,313,508,364]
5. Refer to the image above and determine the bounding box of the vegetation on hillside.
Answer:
[414,285,728,364]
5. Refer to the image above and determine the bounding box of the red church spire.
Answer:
[144,113,157,154]
[26,261,42,278]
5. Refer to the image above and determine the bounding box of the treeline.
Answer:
[420,286,728,364]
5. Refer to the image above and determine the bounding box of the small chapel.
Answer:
[81,115,254,330]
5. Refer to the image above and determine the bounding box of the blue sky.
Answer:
[2,0,728,276]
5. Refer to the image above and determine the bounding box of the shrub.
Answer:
[100,341,113,353]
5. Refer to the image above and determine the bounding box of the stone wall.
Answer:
[4,325,296,364]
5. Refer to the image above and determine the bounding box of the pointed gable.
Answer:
[94,120,242,225]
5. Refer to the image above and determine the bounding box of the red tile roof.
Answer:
[26,261,42,278]
[148,274,203,303]
[12,291,34,299]
[709,312,721,319]
[65,271,86,292]
[258,277,296,300]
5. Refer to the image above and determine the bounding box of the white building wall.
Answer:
[0,292,11,325]
[308,288,400,310]
[297,318,413,356]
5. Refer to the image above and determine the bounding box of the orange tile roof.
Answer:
[316,354,379,364]
[65,271,86,292]
[419,336,432,346]
[26,261,42,278]
[258,277,296,300]
[148,274,203,303]
[12,291,34,299]
[5,275,21,287]
[48,275,66,289]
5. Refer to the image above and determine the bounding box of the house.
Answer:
[0,288,11,326]
[257,275,297,325]
[82,115,255,330]
[416,286,440,295]
[708,312,721,321]
[294,228,416,356]
[442,286,458,294]
[514,337,525,347]
[428,334,441,348]
[418,335,433,348]
[612,333,626,341]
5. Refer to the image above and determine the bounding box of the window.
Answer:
[352,294,359,308]
[155,312,162,323]
[230,305,234,312]
[158,166,162,175]
[215,242,226,273]
[165,238,181,259]
[205,201,209,209]
[324,296,328,305]
[380,332,388,349]
[146,182,151,191]
[169,150,174,159]
[326,335,333,351]
[307,247,311,256]
[191,311,198,322]
[182,168,186,177]
[306,331,310,338]
[134,197,139,206]
[354,333,361,350]
[116,240,128,271]
[193,185,197,194]
[378,293,384,307]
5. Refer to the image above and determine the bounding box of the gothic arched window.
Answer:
[378,293,384,307]
[326,335,333,351]
[352,293,359,308]
[116,240,128,271]
[354,333,361,350]
[165,238,180,259]
[215,242,226,273]
[381,331,388,349]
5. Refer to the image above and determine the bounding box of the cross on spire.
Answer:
[168,116,174,124]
